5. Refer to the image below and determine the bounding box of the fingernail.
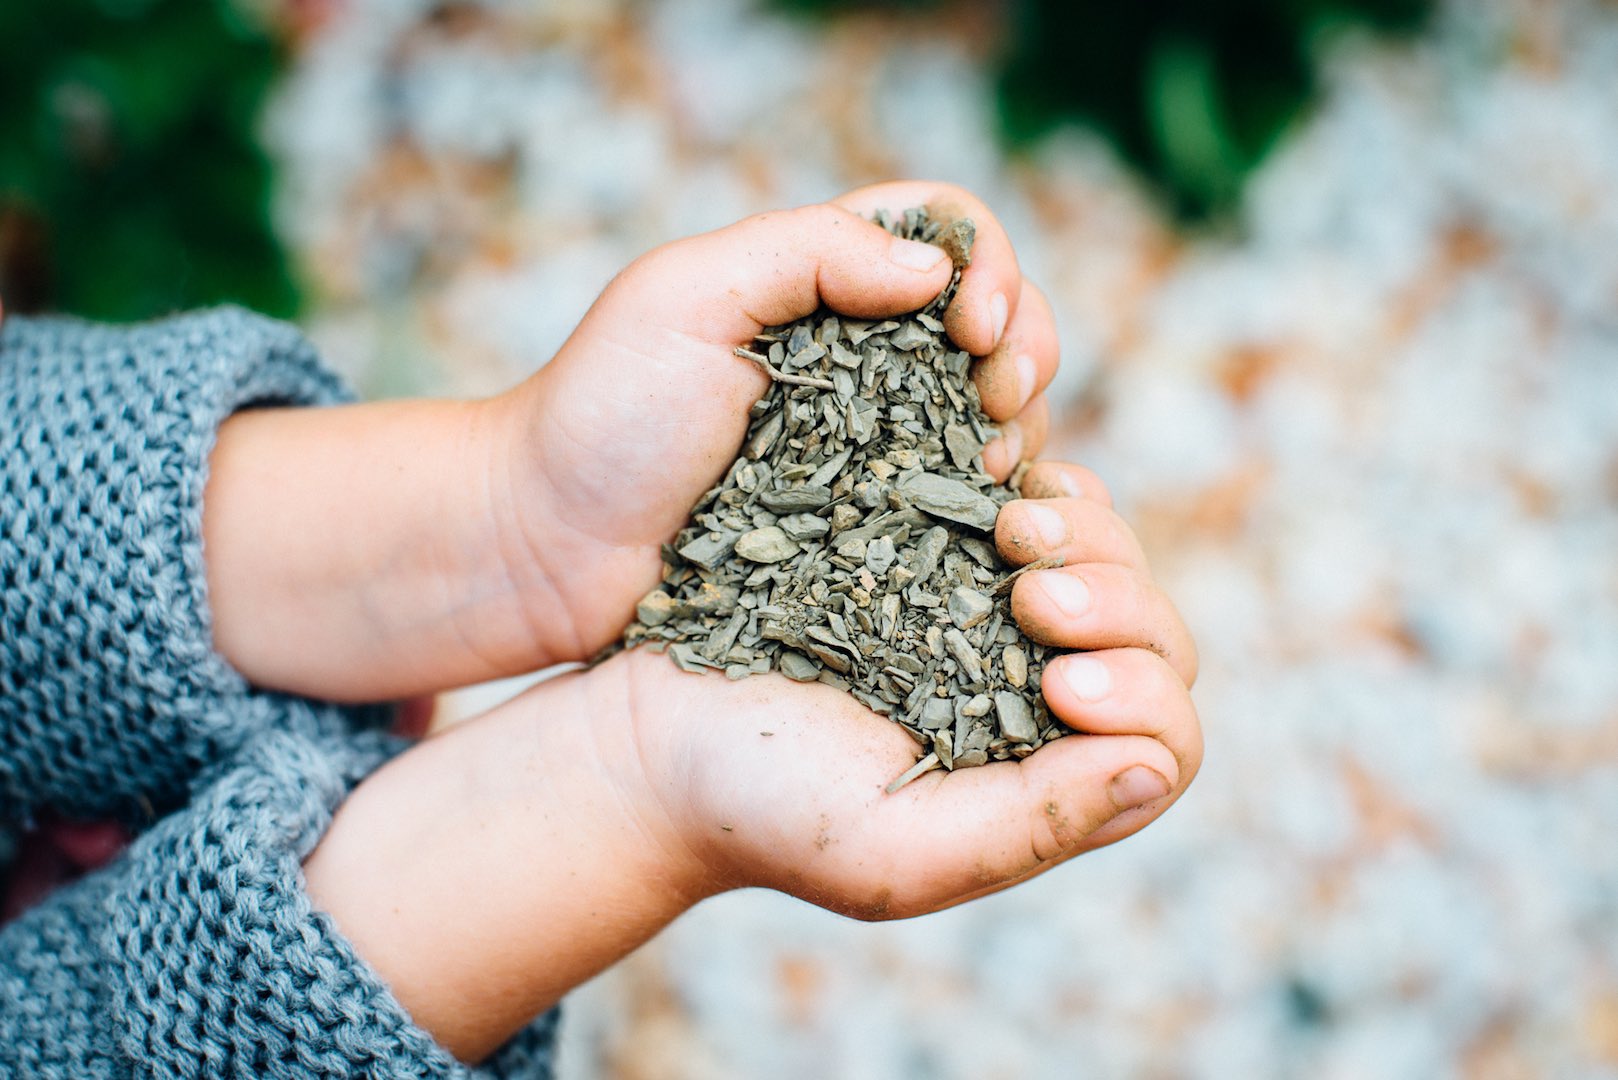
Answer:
[1054,470,1084,497]
[1027,468,1088,500]
[1109,766,1171,812]
[1057,654,1112,702]
[988,291,1008,345]
[891,237,947,272]
[1035,572,1089,618]
[1014,354,1037,411]
[1021,502,1067,548]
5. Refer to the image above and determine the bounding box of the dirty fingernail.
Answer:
[1109,766,1171,812]
[1057,654,1112,702]
[891,237,947,272]
[1021,502,1067,548]
[1035,572,1089,618]
[988,291,1009,345]
[1014,354,1038,410]
[1054,470,1085,497]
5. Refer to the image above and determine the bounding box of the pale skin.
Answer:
[192,182,1204,1062]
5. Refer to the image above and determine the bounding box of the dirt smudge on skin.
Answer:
[1042,799,1082,854]
[814,812,835,852]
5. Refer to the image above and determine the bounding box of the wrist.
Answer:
[206,395,569,699]
[304,661,713,1062]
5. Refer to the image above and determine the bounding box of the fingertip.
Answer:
[888,235,949,273]
[1107,765,1173,813]
[1014,354,1038,412]
[970,348,1027,421]
[945,283,1012,356]
[1014,732,1181,857]
[1009,568,1090,646]
[995,499,1068,564]
[1020,461,1113,506]
[989,291,1009,344]
[815,213,954,319]
[1040,647,1203,786]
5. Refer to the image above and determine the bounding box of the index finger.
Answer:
[831,181,1022,356]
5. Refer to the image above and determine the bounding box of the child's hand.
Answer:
[605,459,1199,912]
[304,462,1198,1060]
[486,181,1060,666]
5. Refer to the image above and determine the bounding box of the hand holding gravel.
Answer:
[214,182,1202,1062]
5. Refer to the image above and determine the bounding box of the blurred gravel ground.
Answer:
[268,1,1618,1076]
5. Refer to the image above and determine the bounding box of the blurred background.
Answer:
[5,0,1617,1076]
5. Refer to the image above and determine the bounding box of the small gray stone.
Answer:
[960,723,992,754]
[807,448,853,489]
[846,397,879,442]
[943,628,984,683]
[995,691,1038,743]
[678,530,738,571]
[829,504,862,532]
[899,472,1000,531]
[865,536,897,575]
[636,589,676,627]
[943,422,984,471]
[779,513,831,541]
[668,642,723,674]
[805,642,852,673]
[735,526,799,563]
[744,411,784,460]
[779,650,821,681]
[854,481,886,509]
[888,321,932,351]
[908,526,950,582]
[679,582,739,616]
[961,694,993,718]
[759,485,833,512]
[947,586,993,629]
[702,610,748,661]
[959,538,999,569]
[920,697,955,730]
[829,340,862,368]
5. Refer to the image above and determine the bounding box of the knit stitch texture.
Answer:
[0,310,557,1077]
[0,307,393,823]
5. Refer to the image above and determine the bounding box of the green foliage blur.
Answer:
[0,0,1434,323]
[776,0,1433,219]
[0,0,295,321]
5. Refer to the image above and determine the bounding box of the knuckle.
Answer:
[1031,796,1095,862]
[790,202,856,233]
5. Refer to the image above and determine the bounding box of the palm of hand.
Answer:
[612,647,1183,919]
[505,312,771,657]
[461,184,1196,930]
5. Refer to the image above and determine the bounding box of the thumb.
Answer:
[865,732,1182,913]
[597,203,955,348]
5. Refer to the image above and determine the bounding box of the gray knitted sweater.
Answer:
[0,308,558,1077]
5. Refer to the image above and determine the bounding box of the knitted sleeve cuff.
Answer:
[0,307,391,822]
[100,729,559,1078]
